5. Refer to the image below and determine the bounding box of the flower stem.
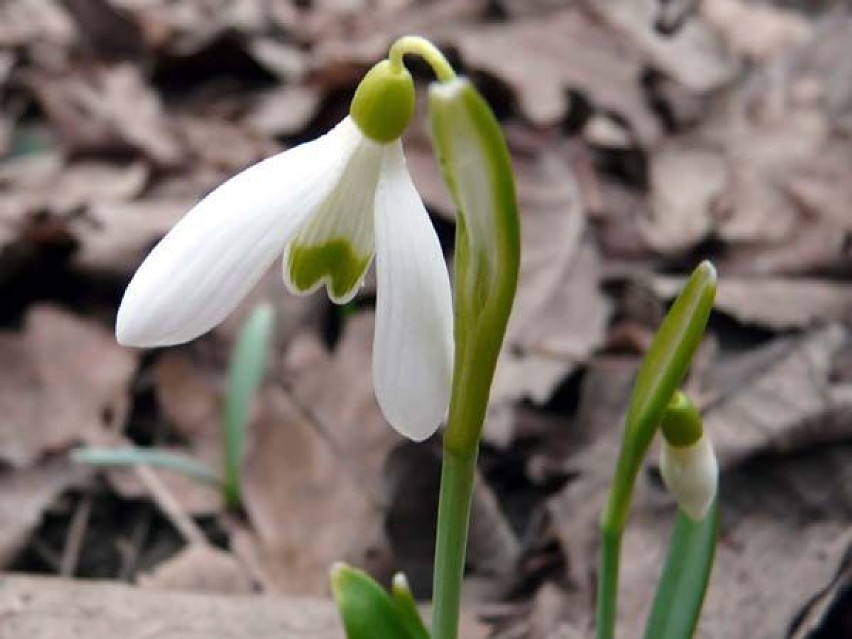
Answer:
[431,445,477,639]
[389,35,456,83]
[596,448,639,639]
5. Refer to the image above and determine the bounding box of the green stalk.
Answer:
[431,446,477,639]
[596,451,639,639]
[597,526,622,639]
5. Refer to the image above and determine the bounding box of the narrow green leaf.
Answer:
[643,498,719,639]
[625,261,716,460]
[331,564,411,639]
[391,573,431,639]
[72,447,222,487]
[223,303,274,508]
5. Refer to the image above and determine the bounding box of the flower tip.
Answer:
[661,434,718,522]
[115,303,144,348]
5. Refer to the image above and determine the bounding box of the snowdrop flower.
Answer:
[116,58,453,442]
[659,391,718,521]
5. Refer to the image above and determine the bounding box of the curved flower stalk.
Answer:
[116,58,453,442]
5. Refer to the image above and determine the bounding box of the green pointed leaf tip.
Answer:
[330,563,412,639]
[350,60,415,143]
[625,261,716,456]
[428,77,521,453]
[642,498,718,639]
[661,391,703,448]
[392,573,431,639]
[223,302,275,507]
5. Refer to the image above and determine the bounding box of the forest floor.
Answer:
[1,1,852,637]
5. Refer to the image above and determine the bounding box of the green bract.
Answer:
[623,261,716,465]
[428,77,521,454]
[350,60,415,143]
[331,564,429,639]
[660,390,703,448]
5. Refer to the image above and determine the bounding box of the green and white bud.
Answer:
[659,393,718,521]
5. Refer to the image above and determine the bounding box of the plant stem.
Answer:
[597,525,622,639]
[389,35,457,83]
[431,446,477,639]
[596,449,639,639]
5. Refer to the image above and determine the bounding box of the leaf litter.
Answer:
[0,0,851,637]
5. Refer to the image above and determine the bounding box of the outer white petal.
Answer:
[660,434,718,521]
[117,118,362,347]
[372,142,454,441]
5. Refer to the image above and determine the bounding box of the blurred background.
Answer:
[1,0,851,637]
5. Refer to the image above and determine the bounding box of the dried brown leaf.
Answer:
[0,458,90,566]
[455,8,661,142]
[642,142,724,255]
[283,313,398,491]
[654,275,852,330]
[0,305,137,468]
[105,351,225,516]
[245,85,322,138]
[0,0,75,48]
[138,544,254,594]
[0,574,341,638]
[30,65,183,166]
[241,385,378,595]
[701,0,812,63]
[586,0,739,93]
[72,198,191,274]
[701,325,850,467]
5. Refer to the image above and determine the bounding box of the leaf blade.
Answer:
[642,498,719,639]
[223,302,275,508]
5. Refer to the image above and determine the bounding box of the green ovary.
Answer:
[287,239,371,302]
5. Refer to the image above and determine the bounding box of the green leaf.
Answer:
[72,447,222,487]
[223,302,274,508]
[331,564,412,639]
[391,573,431,639]
[625,261,716,466]
[643,498,719,639]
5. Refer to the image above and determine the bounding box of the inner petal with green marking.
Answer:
[287,239,372,303]
[284,135,383,304]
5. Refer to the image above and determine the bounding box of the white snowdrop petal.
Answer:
[372,142,454,441]
[117,118,362,347]
[283,138,384,304]
[660,434,719,521]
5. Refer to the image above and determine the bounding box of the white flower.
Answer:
[660,433,718,521]
[116,116,454,442]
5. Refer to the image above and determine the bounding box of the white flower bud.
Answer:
[660,433,718,521]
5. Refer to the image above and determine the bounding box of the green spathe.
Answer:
[660,391,703,448]
[350,60,415,143]
[287,239,371,302]
[428,77,520,455]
